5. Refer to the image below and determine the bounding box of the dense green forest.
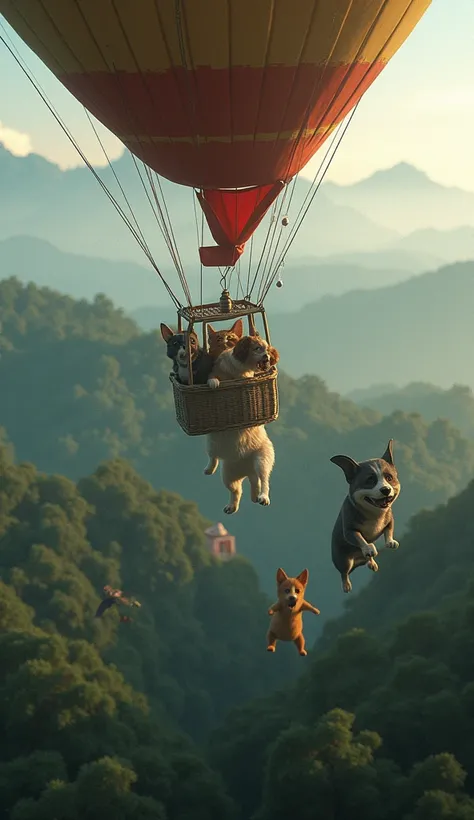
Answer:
[0,440,294,739]
[209,475,474,817]
[2,278,474,629]
[351,381,474,441]
[0,440,295,818]
[3,278,474,817]
[4,434,474,818]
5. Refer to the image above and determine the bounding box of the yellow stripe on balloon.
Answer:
[122,123,337,146]
[1,0,431,76]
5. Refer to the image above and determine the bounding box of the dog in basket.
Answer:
[207,334,272,389]
[160,323,213,385]
[207,321,279,372]
[204,334,279,515]
[207,319,244,360]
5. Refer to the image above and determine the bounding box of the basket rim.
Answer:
[169,366,278,393]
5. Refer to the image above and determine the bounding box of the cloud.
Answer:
[0,122,32,156]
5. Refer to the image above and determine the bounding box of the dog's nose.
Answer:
[262,354,270,363]
[288,595,297,605]
[380,486,391,496]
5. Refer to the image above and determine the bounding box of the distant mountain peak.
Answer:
[324,162,457,194]
[349,162,440,193]
[368,161,430,183]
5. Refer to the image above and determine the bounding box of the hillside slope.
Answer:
[1,278,473,634]
[269,261,474,393]
[209,478,474,818]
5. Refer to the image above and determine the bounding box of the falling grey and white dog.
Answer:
[330,439,400,593]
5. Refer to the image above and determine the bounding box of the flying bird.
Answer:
[95,586,141,620]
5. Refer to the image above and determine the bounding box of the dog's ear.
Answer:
[330,455,359,483]
[233,335,252,363]
[381,439,394,465]
[230,319,243,338]
[160,323,175,342]
[276,568,288,584]
[296,569,309,587]
[269,345,280,366]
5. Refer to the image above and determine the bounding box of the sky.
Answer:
[0,0,472,189]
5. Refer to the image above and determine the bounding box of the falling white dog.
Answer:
[204,335,276,514]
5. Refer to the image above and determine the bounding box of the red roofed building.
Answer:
[205,523,236,561]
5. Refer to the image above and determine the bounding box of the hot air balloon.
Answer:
[0,0,431,434]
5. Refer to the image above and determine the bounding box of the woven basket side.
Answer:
[171,369,279,436]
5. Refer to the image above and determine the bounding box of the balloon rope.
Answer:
[260,0,408,302]
[85,108,192,305]
[192,191,205,306]
[255,118,348,304]
[246,185,292,301]
[80,108,157,261]
[253,0,394,302]
[259,103,359,303]
[251,178,297,302]
[245,235,255,300]
[0,24,183,309]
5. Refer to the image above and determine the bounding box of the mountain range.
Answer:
[0,234,417,315]
[2,144,474,393]
[0,144,401,269]
[1,146,473,300]
[128,257,474,396]
[262,260,474,394]
[323,161,474,233]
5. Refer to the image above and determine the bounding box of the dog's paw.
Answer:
[268,609,274,616]
[362,543,378,559]
[257,493,270,507]
[367,557,379,572]
[342,579,352,593]
[299,649,308,657]
[386,538,399,550]
[203,463,217,475]
[267,645,276,653]
[224,503,238,515]
[207,378,220,389]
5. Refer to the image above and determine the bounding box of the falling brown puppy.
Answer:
[267,568,320,656]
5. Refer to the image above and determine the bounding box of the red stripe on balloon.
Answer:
[62,62,384,187]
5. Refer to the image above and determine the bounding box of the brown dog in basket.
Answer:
[207,319,244,360]
[262,344,279,369]
[207,335,275,389]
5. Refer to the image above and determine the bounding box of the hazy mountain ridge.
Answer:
[347,381,474,442]
[2,145,474,322]
[0,234,422,316]
[266,260,474,393]
[0,145,400,269]
[2,276,474,634]
[2,147,473,279]
[3,239,474,398]
[324,161,474,233]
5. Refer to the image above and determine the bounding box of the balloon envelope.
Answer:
[1,0,431,265]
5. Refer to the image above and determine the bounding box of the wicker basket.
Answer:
[170,367,279,436]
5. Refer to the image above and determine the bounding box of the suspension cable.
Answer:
[259,104,360,303]
[0,24,183,309]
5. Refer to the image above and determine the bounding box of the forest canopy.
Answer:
[3,279,474,818]
[1,277,474,627]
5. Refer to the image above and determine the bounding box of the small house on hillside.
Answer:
[205,523,236,561]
